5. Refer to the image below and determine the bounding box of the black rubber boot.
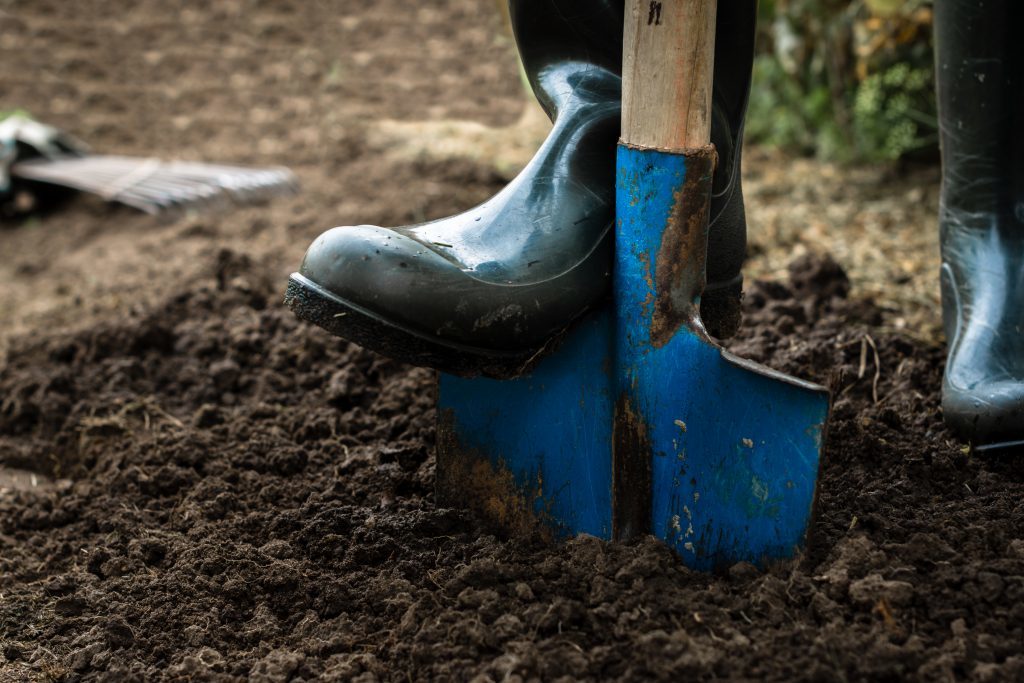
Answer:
[935,0,1024,450]
[286,0,756,378]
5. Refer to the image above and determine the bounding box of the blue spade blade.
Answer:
[435,143,829,571]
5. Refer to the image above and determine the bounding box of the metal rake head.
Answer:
[0,114,298,215]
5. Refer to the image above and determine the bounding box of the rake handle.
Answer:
[621,0,717,149]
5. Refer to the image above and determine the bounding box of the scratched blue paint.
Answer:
[615,144,829,571]
[435,146,829,571]
[438,310,615,539]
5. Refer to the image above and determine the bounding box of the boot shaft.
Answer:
[508,0,623,117]
[934,0,1024,228]
[934,1,1024,449]
[507,1,755,125]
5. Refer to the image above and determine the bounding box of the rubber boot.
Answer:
[286,0,756,378]
[935,0,1024,450]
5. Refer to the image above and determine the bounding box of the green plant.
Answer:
[746,0,937,163]
[746,54,847,158]
[852,61,937,160]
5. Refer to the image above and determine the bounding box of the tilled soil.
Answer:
[2,0,1023,681]
[2,251,1023,682]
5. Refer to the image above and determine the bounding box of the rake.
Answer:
[0,115,297,216]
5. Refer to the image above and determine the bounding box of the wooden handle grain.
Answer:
[621,0,717,149]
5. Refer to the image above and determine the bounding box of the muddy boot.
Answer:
[935,0,1024,450]
[286,0,756,378]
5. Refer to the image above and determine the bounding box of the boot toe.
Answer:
[292,223,607,369]
[297,224,476,341]
[300,224,442,309]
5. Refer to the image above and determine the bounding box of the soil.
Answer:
[1,1,1022,682]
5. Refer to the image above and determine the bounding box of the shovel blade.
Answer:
[613,142,829,569]
[624,325,829,571]
[437,310,615,541]
[437,303,829,569]
[434,144,829,571]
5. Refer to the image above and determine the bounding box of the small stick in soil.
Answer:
[865,334,881,403]
[858,334,882,403]
[858,337,868,379]
[873,598,897,630]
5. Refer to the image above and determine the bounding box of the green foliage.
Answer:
[746,0,937,163]
[746,55,847,159]
[851,62,937,160]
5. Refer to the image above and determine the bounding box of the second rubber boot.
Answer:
[286,0,756,378]
[935,0,1024,450]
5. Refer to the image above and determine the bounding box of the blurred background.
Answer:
[749,0,936,163]
[0,0,943,361]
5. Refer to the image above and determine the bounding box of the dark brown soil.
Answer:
[3,248,1023,682]
[2,1,1023,681]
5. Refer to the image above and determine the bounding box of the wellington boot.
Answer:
[935,0,1024,449]
[287,0,756,378]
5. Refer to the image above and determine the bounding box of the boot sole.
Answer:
[285,273,546,379]
[286,272,744,378]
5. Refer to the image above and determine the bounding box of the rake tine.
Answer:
[110,160,292,204]
[50,165,200,208]
[158,161,296,184]
[63,161,226,206]
[17,161,209,211]
[167,162,298,195]
[130,171,222,201]
[118,181,190,211]
[11,153,298,213]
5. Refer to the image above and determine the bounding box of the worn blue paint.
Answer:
[615,144,829,570]
[439,310,615,539]
[436,145,829,571]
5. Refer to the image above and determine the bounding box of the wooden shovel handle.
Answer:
[621,0,717,150]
